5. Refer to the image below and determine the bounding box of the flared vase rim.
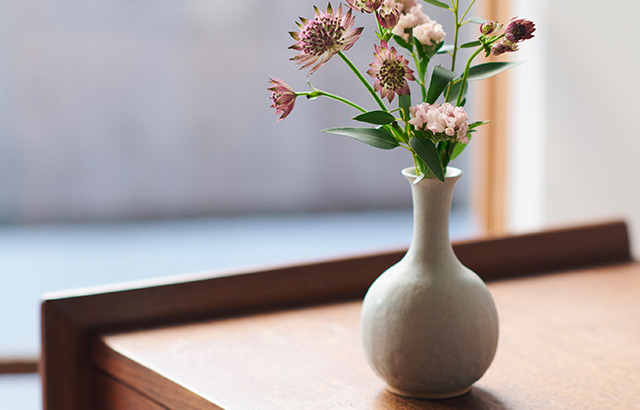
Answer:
[401,166,463,181]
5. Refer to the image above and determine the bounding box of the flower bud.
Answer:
[346,0,383,13]
[480,20,498,35]
[505,18,535,43]
[376,4,400,29]
[491,40,518,56]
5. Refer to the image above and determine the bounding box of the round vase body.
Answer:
[361,167,499,399]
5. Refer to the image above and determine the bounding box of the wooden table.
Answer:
[41,221,640,409]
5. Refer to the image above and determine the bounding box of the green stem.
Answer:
[410,51,427,102]
[450,0,460,72]
[459,0,476,22]
[444,141,457,168]
[300,90,367,113]
[456,46,483,106]
[375,11,384,39]
[338,51,388,112]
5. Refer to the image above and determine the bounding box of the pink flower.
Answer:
[268,77,298,121]
[367,41,415,102]
[376,4,400,29]
[391,5,429,42]
[413,19,446,46]
[386,0,416,13]
[504,18,536,43]
[410,102,469,143]
[289,4,364,75]
[345,0,383,13]
[491,40,518,56]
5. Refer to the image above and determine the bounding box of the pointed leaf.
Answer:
[393,35,412,51]
[437,44,454,54]
[467,61,523,81]
[467,17,486,24]
[426,66,457,104]
[422,0,450,9]
[322,127,399,150]
[409,135,445,181]
[460,40,482,48]
[450,139,470,161]
[352,110,397,125]
[468,120,489,130]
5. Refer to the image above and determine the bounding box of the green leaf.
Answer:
[422,0,450,9]
[468,120,489,130]
[467,61,523,81]
[399,94,411,122]
[450,139,470,161]
[409,135,445,181]
[437,44,454,54]
[352,110,397,125]
[393,35,412,51]
[322,127,399,150]
[414,38,442,60]
[426,66,457,104]
[467,17,486,24]
[460,40,482,48]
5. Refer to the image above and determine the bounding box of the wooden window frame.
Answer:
[473,0,511,234]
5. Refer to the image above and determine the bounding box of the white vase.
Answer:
[361,166,499,399]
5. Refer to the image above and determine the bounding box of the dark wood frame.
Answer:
[41,220,632,409]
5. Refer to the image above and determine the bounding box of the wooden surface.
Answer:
[41,221,634,409]
[94,262,640,409]
[93,371,168,410]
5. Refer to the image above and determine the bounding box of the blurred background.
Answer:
[0,0,476,406]
[3,0,640,407]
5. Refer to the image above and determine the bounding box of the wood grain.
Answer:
[40,221,633,409]
[93,371,168,410]
[95,262,640,409]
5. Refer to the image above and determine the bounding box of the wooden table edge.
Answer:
[40,219,634,409]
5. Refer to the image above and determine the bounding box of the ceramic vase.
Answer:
[361,166,499,399]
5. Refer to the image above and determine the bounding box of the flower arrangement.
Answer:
[269,0,535,182]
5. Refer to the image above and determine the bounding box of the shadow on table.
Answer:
[374,386,508,409]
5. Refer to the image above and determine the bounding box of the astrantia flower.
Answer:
[491,40,518,56]
[413,19,446,46]
[367,41,415,102]
[410,102,469,143]
[504,18,536,43]
[346,0,383,13]
[480,20,501,36]
[268,77,298,121]
[289,4,364,75]
[376,4,400,29]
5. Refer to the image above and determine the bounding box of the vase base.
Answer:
[385,385,472,400]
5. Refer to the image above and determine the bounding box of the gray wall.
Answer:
[0,0,472,223]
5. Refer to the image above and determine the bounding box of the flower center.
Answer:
[513,24,525,38]
[379,60,405,89]
[301,16,345,56]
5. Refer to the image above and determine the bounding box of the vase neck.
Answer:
[403,167,461,266]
